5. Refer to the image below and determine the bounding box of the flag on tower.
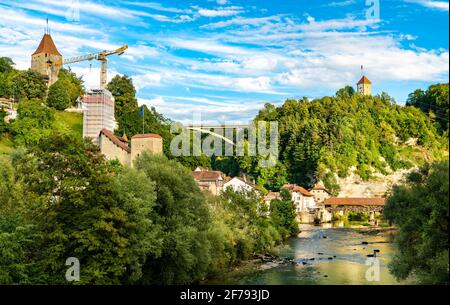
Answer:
[139,105,145,134]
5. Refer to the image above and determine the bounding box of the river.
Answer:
[205,223,416,285]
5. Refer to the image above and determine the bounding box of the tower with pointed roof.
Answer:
[357,75,372,96]
[31,31,62,86]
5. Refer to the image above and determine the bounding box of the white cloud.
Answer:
[405,0,449,11]
[195,6,243,17]
[325,0,356,7]
[132,73,162,90]
[201,15,283,29]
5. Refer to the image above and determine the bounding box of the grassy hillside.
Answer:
[0,111,83,156]
[54,111,83,138]
[0,135,13,156]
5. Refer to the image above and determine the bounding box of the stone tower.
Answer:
[31,33,62,86]
[357,75,372,96]
[130,134,163,166]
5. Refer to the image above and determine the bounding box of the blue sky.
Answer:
[0,0,448,123]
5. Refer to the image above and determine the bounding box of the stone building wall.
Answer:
[99,133,130,166]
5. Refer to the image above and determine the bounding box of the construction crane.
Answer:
[63,45,128,89]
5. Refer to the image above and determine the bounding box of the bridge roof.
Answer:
[324,197,385,206]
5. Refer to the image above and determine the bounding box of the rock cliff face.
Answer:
[336,166,416,198]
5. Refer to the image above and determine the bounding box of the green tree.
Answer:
[46,79,71,110]
[0,57,14,74]
[407,83,449,133]
[58,68,84,106]
[0,134,162,284]
[107,75,139,135]
[269,189,299,240]
[135,152,212,284]
[11,99,55,146]
[0,58,17,98]
[384,161,449,284]
[336,85,355,98]
[12,70,47,100]
[0,110,7,135]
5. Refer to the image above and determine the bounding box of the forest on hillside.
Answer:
[214,85,449,194]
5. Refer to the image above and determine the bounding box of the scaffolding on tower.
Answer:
[82,89,116,145]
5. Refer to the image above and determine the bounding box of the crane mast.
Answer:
[63,45,128,89]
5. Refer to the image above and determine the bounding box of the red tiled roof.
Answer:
[324,197,385,206]
[357,76,372,85]
[192,171,223,181]
[282,184,313,197]
[294,186,313,197]
[132,134,162,139]
[100,129,130,153]
[32,34,61,56]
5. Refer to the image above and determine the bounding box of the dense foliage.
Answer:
[11,98,55,146]
[46,68,84,111]
[0,58,83,106]
[384,161,449,284]
[0,57,16,98]
[269,189,299,239]
[46,79,71,111]
[0,133,298,284]
[11,70,47,100]
[0,110,7,135]
[406,83,449,134]
[0,134,161,284]
[215,89,446,193]
[134,153,212,284]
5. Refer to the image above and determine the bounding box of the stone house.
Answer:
[281,183,317,223]
[282,184,316,213]
[309,181,332,204]
[192,169,224,196]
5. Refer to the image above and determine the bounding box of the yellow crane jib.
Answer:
[63,45,128,90]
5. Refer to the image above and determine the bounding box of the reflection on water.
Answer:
[206,223,416,285]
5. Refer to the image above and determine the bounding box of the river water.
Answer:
[206,223,416,285]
